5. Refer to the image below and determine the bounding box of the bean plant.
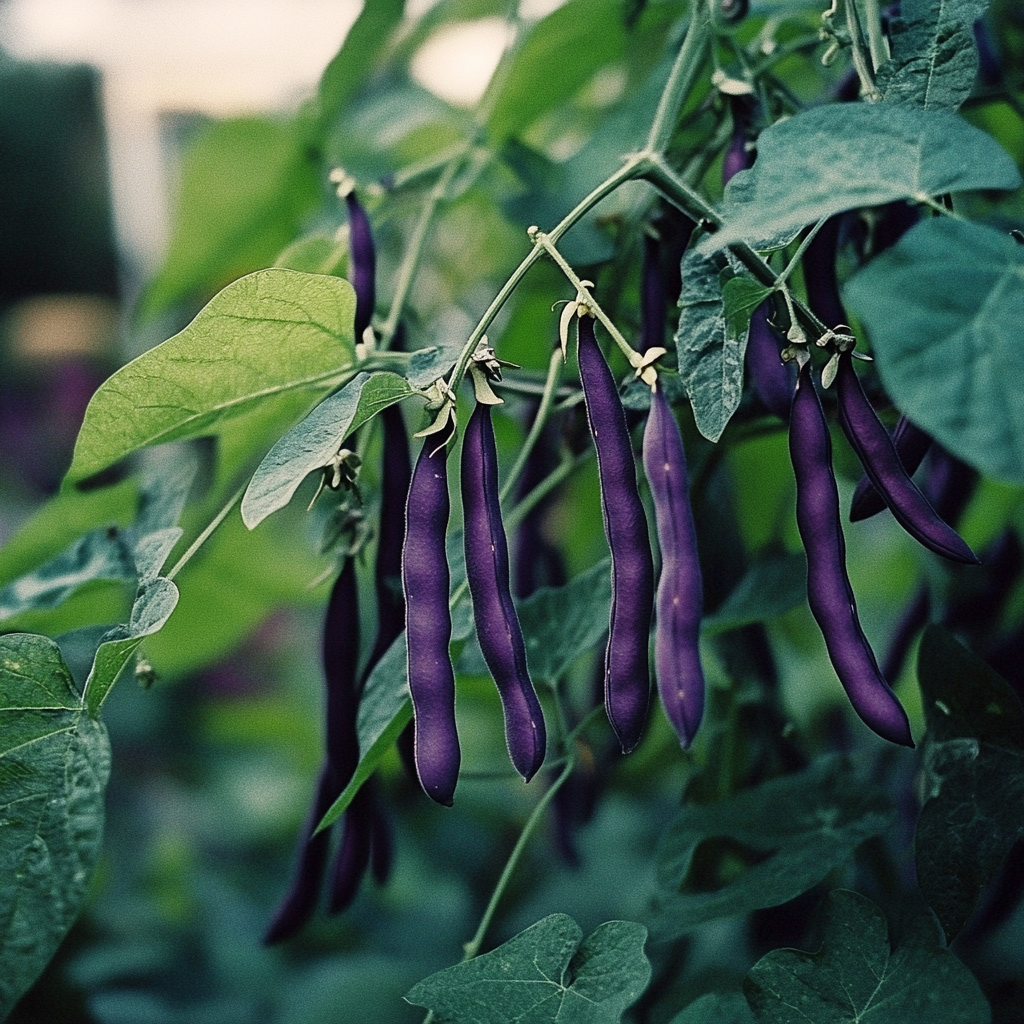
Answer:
[3,0,1024,1020]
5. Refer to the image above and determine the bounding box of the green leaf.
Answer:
[700,105,1021,254]
[877,0,989,111]
[0,634,111,1021]
[68,269,357,483]
[407,341,463,388]
[241,371,416,529]
[83,576,179,715]
[405,914,651,1024]
[675,243,754,442]
[914,625,1024,940]
[743,889,991,1023]
[651,756,894,940]
[844,218,1024,483]
[138,117,320,320]
[670,992,755,1024]
[702,551,806,635]
[486,0,628,145]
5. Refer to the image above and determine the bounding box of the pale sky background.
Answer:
[0,0,566,270]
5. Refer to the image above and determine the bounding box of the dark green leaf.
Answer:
[844,218,1024,483]
[914,625,1024,940]
[675,243,752,442]
[743,889,990,1023]
[138,117,320,320]
[701,105,1020,253]
[702,552,807,635]
[877,0,989,111]
[0,634,111,1021]
[486,0,628,145]
[241,371,416,529]
[68,269,357,483]
[651,756,894,940]
[405,914,651,1024]
[670,992,755,1024]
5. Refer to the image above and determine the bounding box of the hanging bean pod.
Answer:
[577,314,654,753]
[328,785,374,912]
[403,423,460,805]
[746,301,793,421]
[835,353,979,564]
[849,415,932,521]
[789,360,913,747]
[462,401,547,780]
[642,385,705,746]
[346,189,376,345]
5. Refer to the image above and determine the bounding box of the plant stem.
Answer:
[462,755,577,961]
[774,216,827,289]
[166,482,247,582]
[844,0,879,100]
[499,345,563,506]
[504,452,590,534]
[861,0,889,72]
[645,0,712,154]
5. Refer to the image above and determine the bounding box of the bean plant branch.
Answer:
[861,0,889,73]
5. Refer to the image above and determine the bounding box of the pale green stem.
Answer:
[774,216,827,289]
[844,0,879,100]
[166,482,246,581]
[499,345,563,506]
[861,0,889,72]
[645,0,713,153]
[503,451,589,535]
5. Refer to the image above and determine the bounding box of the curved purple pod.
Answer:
[835,354,979,564]
[642,385,705,746]
[722,94,757,186]
[802,215,847,330]
[403,424,460,805]
[346,189,376,344]
[577,315,654,753]
[746,301,793,421]
[462,402,547,781]
[849,415,932,522]
[328,785,374,913]
[789,360,913,747]
[323,558,361,783]
[263,764,337,944]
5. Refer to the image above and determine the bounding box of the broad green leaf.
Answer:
[702,551,806,635]
[486,0,628,144]
[0,634,111,1021]
[670,992,754,1024]
[83,576,179,715]
[241,371,416,529]
[700,105,1020,253]
[675,243,752,442]
[877,0,989,111]
[914,626,1024,940]
[407,340,464,388]
[405,914,651,1024]
[138,117,320,320]
[651,756,894,940]
[743,889,990,1023]
[844,218,1024,483]
[68,269,357,483]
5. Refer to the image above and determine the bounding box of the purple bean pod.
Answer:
[577,314,654,752]
[722,94,757,186]
[849,415,932,521]
[328,785,374,912]
[403,423,460,805]
[642,385,705,746]
[802,215,847,330]
[346,189,376,344]
[746,301,794,421]
[262,764,337,944]
[368,782,395,884]
[835,353,979,564]
[789,360,913,746]
[323,558,361,782]
[462,402,547,781]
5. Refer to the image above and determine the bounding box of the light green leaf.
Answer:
[700,105,1020,254]
[877,0,989,111]
[914,626,1024,941]
[68,269,357,483]
[844,218,1024,483]
[138,117,320,320]
[651,756,894,940]
[702,552,806,635]
[241,371,416,529]
[0,634,111,1022]
[744,890,991,1023]
[405,914,651,1024]
[675,243,754,442]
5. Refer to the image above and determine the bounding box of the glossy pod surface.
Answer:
[462,402,547,780]
[403,426,460,805]
[849,415,932,521]
[790,361,913,747]
[577,315,654,752]
[746,301,793,421]
[642,385,705,746]
[835,353,978,564]
[346,190,376,343]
